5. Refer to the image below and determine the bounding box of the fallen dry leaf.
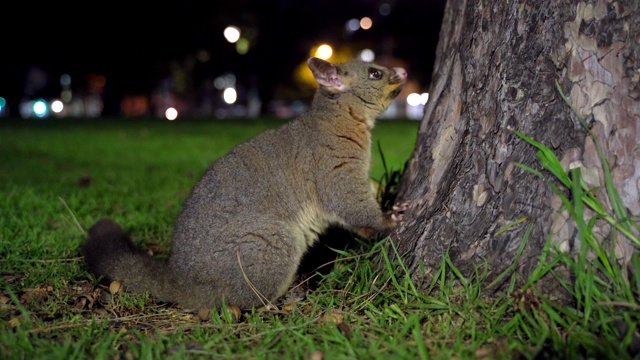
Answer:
[21,286,53,303]
[109,281,122,296]
[322,310,344,324]
[74,297,88,310]
[227,304,242,322]
[196,308,211,321]
[306,350,325,360]
[9,317,21,327]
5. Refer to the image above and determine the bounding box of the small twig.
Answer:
[26,311,176,334]
[236,250,272,308]
[289,249,380,292]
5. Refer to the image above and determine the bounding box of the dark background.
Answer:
[0,0,444,117]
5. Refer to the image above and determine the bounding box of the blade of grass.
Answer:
[555,80,639,246]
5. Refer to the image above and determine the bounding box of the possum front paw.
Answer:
[390,202,409,222]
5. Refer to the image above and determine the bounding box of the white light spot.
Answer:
[420,93,429,105]
[359,49,375,62]
[51,100,64,113]
[406,93,422,106]
[165,107,178,121]
[223,88,237,104]
[223,26,241,43]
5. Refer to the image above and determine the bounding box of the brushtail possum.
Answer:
[83,57,408,310]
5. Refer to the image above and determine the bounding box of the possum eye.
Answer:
[368,68,382,80]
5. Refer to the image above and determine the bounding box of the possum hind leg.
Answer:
[216,227,307,310]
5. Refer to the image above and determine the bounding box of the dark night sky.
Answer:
[1,0,444,116]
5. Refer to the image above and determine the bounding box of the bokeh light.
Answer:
[379,3,391,16]
[165,107,178,121]
[223,88,237,104]
[359,49,375,62]
[315,44,333,59]
[406,93,429,120]
[61,89,72,102]
[236,38,249,54]
[223,26,241,43]
[407,93,422,106]
[214,73,236,90]
[33,99,48,118]
[407,93,430,106]
[51,100,64,113]
[345,18,360,32]
[60,74,71,87]
[197,50,210,62]
[360,17,373,30]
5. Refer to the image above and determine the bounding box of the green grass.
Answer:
[1,115,638,359]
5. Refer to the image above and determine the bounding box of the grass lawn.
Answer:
[0,116,638,359]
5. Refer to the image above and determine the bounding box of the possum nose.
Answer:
[394,67,407,80]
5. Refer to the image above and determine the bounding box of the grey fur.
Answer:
[83,57,408,310]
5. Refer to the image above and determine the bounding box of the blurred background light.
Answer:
[379,2,391,16]
[406,92,429,120]
[33,99,48,118]
[315,44,333,59]
[235,38,249,55]
[360,17,373,30]
[406,92,430,106]
[214,77,225,90]
[346,18,360,32]
[225,74,236,86]
[197,50,210,63]
[165,107,178,121]
[359,49,375,62]
[214,74,236,90]
[0,2,442,120]
[420,92,429,105]
[61,89,73,102]
[223,88,237,104]
[60,74,71,87]
[223,26,241,43]
[407,93,422,106]
[0,97,6,111]
[51,100,63,113]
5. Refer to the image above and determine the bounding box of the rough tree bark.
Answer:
[392,0,639,300]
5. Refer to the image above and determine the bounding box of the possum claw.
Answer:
[391,202,409,222]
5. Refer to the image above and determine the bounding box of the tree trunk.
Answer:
[393,0,639,300]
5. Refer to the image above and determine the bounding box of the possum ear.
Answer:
[307,57,345,90]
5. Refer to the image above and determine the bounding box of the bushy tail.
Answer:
[82,219,203,308]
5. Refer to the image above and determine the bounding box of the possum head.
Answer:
[307,57,407,117]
